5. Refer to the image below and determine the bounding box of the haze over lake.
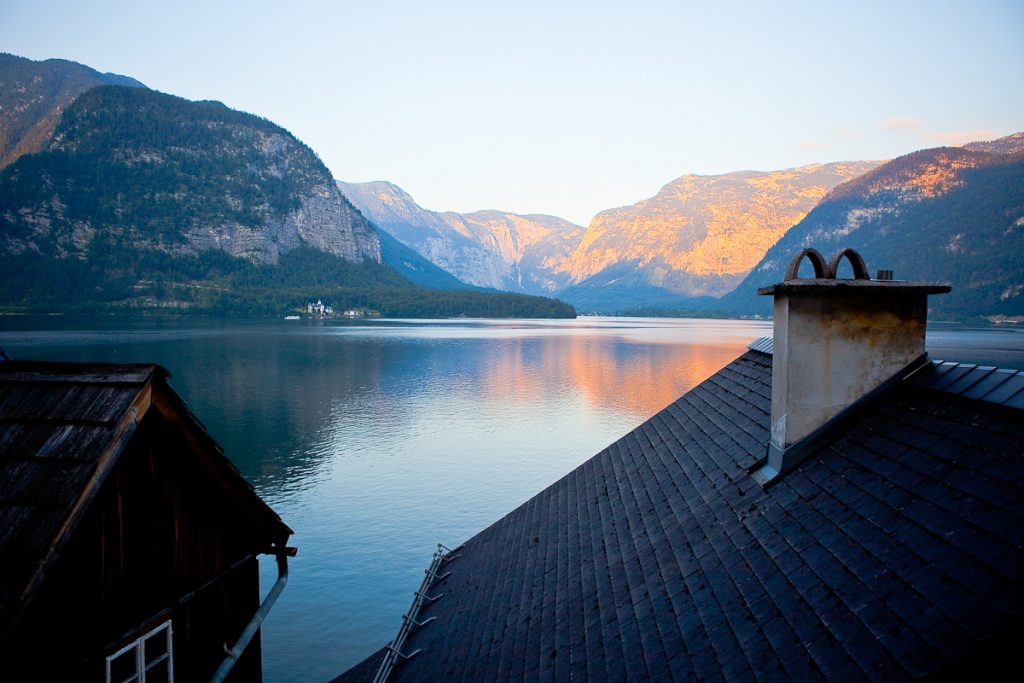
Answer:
[2,315,1021,682]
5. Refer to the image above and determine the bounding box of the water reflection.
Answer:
[562,337,748,415]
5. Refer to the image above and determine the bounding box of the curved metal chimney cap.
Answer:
[783,247,870,281]
[760,247,951,296]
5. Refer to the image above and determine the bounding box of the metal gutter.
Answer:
[209,546,297,683]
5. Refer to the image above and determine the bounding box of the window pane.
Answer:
[144,631,168,664]
[109,649,139,683]
[145,661,170,683]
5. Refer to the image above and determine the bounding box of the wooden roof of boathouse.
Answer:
[0,361,292,642]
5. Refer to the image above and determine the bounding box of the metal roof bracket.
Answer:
[372,543,456,683]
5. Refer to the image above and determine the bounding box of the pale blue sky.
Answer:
[2,0,1021,225]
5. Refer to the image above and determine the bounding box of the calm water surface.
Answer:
[1,315,1021,682]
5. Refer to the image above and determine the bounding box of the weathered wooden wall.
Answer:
[3,410,269,682]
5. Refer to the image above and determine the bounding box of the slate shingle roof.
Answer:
[337,347,1024,682]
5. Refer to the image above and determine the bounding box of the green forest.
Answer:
[0,246,576,317]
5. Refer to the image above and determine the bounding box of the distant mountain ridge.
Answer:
[345,133,1023,320]
[3,53,1015,320]
[0,53,145,169]
[560,161,883,310]
[0,83,396,311]
[344,162,881,312]
[720,143,1024,320]
[337,180,584,293]
[962,132,1024,155]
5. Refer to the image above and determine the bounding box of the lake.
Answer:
[1,315,1022,682]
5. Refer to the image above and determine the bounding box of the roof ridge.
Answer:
[0,362,163,385]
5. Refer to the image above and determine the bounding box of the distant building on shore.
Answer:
[308,299,334,317]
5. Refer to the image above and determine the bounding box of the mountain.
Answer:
[375,226,474,290]
[963,131,1024,155]
[337,180,585,293]
[561,162,882,310]
[0,64,574,318]
[0,53,145,169]
[343,163,881,312]
[719,144,1024,320]
[2,85,381,266]
[0,84,395,311]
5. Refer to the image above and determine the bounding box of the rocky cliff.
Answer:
[0,53,145,170]
[342,163,881,311]
[1,85,380,265]
[560,161,882,309]
[376,226,473,290]
[337,180,583,292]
[0,55,578,318]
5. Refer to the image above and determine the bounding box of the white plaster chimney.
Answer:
[753,248,950,483]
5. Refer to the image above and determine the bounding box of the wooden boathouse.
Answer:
[0,362,293,682]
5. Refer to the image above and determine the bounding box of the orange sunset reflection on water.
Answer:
[464,320,764,418]
[563,337,753,415]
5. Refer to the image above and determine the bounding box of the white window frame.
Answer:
[105,619,174,683]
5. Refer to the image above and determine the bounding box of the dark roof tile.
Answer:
[961,368,1016,399]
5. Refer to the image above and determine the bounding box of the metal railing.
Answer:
[372,543,459,683]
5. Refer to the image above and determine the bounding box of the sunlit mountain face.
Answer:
[722,141,1024,320]
[340,162,881,312]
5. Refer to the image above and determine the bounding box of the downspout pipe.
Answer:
[210,546,297,683]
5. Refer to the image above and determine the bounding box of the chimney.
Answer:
[752,248,950,483]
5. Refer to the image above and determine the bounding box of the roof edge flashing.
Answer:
[747,336,774,355]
